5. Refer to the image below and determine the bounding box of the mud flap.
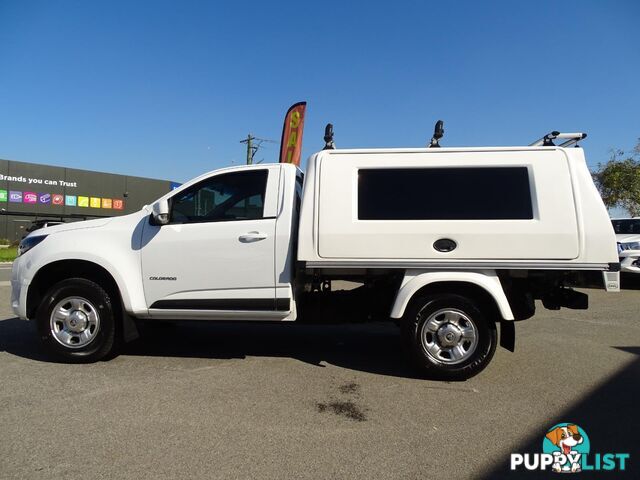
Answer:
[121,308,140,343]
[499,320,515,352]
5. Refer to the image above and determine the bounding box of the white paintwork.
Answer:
[389,269,514,320]
[298,146,618,268]
[140,164,281,318]
[273,165,301,317]
[320,150,577,259]
[11,210,151,319]
[11,163,300,321]
[141,220,276,305]
[11,144,618,325]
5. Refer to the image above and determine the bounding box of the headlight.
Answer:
[18,235,48,256]
[619,241,640,251]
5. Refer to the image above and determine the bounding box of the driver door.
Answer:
[140,166,285,319]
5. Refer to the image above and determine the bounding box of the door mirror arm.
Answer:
[150,199,170,226]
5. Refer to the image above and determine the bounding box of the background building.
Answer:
[0,158,178,241]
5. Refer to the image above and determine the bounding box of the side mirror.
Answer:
[151,199,170,226]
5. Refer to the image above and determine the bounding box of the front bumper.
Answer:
[619,250,640,274]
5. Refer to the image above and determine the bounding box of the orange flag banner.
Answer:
[279,102,306,166]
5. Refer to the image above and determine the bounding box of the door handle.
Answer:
[239,231,267,242]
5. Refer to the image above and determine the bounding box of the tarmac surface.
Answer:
[0,265,638,479]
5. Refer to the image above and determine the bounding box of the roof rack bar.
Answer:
[530,131,587,147]
[530,131,560,147]
[559,134,588,148]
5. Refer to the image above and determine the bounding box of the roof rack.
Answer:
[530,131,587,148]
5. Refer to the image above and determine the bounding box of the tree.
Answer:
[592,139,640,217]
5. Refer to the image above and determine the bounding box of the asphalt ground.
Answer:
[0,268,638,479]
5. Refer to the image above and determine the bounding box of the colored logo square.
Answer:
[9,191,22,203]
[77,196,89,207]
[0,190,7,202]
[24,192,38,204]
[113,199,124,210]
[90,197,101,208]
[52,194,64,205]
[101,198,112,209]
[65,195,77,206]
[39,193,51,204]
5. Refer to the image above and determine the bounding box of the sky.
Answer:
[0,0,638,184]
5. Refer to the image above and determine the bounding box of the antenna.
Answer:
[429,120,444,148]
[239,134,277,165]
[323,123,335,150]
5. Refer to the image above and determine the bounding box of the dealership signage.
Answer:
[279,102,306,167]
[0,173,78,188]
[0,171,125,210]
[0,189,124,210]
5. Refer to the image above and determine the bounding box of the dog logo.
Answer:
[543,423,590,473]
[512,423,629,473]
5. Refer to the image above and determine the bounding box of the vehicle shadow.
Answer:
[621,273,640,290]
[475,346,640,479]
[0,317,425,379]
[0,317,53,362]
[130,320,424,378]
[576,272,640,290]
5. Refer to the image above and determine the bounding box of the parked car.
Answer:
[11,131,619,380]
[611,217,640,274]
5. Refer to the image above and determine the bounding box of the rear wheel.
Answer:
[401,294,496,380]
[36,278,117,362]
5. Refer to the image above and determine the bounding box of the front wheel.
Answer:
[401,294,497,380]
[36,278,117,362]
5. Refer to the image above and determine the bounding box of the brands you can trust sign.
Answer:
[0,174,124,210]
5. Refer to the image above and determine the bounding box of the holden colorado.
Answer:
[12,130,619,380]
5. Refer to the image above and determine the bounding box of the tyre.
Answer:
[36,278,117,362]
[401,294,497,380]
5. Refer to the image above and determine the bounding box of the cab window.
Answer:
[171,170,268,224]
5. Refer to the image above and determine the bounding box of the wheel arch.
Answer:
[390,270,514,321]
[27,260,124,320]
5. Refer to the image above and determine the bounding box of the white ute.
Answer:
[11,129,620,380]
